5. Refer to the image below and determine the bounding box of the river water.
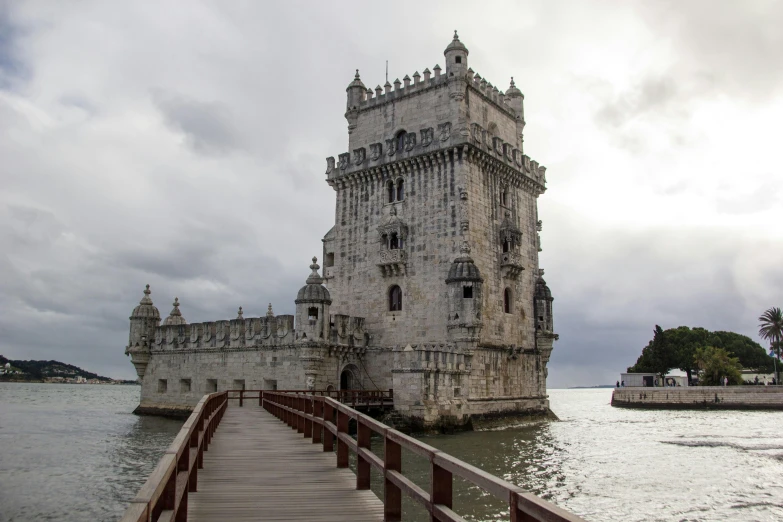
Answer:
[1,384,782,521]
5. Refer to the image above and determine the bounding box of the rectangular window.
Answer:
[180,379,191,393]
[462,286,473,298]
[453,387,461,397]
[206,379,218,393]
[157,379,167,393]
[233,379,245,391]
[324,253,335,267]
[264,379,278,391]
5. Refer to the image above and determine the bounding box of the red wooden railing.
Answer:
[226,388,393,409]
[262,391,587,522]
[119,392,228,522]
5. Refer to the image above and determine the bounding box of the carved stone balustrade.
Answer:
[500,251,524,279]
[378,249,407,277]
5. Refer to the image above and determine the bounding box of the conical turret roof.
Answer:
[295,257,332,304]
[162,297,187,325]
[131,285,161,320]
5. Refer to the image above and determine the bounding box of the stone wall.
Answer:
[611,387,783,410]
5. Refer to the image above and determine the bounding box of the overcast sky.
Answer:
[1,1,782,387]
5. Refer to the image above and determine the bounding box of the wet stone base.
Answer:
[381,408,559,435]
[133,404,193,419]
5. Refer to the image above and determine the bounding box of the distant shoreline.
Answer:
[0,379,139,385]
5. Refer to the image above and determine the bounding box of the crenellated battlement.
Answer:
[324,120,546,192]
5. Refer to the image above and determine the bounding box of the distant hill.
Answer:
[0,355,113,382]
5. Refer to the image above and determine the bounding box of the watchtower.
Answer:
[323,32,557,425]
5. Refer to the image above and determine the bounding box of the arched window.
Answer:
[396,131,407,153]
[308,307,318,324]
[502,239,510,253]
[389,285,402,311]
[503,288,512,314]
[396,179,404,201]
[389,233,399,250]
[387,180,395,203]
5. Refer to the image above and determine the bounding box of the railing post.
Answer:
[259,390,263,407]
[239,389,244,407]
[323,401,334,452]
[356,419,371,490]
[312,398,322,444]
[384,435,402,521]
[304,396,313,438]
[297,396,305,434]
[430,458,453,521]
[336,407,349,468]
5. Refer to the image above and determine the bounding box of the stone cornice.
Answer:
[328,143,546,196]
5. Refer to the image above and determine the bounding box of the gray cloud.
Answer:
[153,92,242,155]
[0,1,780,389]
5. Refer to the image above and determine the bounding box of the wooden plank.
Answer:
[187,404,384,521]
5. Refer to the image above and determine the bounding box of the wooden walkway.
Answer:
[187,404,384,521]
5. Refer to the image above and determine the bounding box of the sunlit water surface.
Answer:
[1,385,782,521]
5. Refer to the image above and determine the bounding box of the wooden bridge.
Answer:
[120,390,587,522]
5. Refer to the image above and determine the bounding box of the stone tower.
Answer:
[323,32,557,426]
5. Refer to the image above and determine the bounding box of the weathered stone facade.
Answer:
[126,33,558,428]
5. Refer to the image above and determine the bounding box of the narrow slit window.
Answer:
[387,181,395,203]
[396,179,404,201]
[504,288,512,314]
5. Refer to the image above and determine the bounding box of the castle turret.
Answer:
[295,257,332,341]
[345,70,366,135]
[446,242,483,349]
[126,285,161,379]
[444,30,469,78]
[505,77,526,150]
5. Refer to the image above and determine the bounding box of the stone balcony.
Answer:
[378,249,407,277]
[500,251,524,279]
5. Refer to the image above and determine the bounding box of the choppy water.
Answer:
[1,385,782,521]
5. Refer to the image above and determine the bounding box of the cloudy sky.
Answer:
[1,1,781,387]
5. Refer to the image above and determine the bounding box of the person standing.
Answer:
[723,376,728,387]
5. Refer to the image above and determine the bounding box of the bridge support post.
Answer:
[323,402,334,452]
[336,409,349,468]
[357,420,371,490]
[297,397,305,434]
[304,397,313,438]
[384,437,402,521]
[431,461,453,521]
[312,399,323,444]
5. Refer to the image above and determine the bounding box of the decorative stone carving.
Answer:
[503,143,513,161]
[385,138,396,156]
[338,153,350,170]
[420,127,434,147]
[460,220,469,231]
[190,324,199,343]
[471,123,483,144]
[370,143,382,160]
[203,323,212,342]
[353,147,366,165]
[404,132,416,151]
[438,122,451,142]
[459,188,468,200]
[512,148,522,167]
[492,136,504,156]
[325,156,335,175]
[306,376,315,390]
[155,329,162,345]
[500,251,524,279]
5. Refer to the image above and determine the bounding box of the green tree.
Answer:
[628,325,674,379]
[694,346,742,386]
[758,307,783,383]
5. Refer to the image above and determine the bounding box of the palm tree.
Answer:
[758,307,783,384]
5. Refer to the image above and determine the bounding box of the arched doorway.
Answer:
[339,364,361,390]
